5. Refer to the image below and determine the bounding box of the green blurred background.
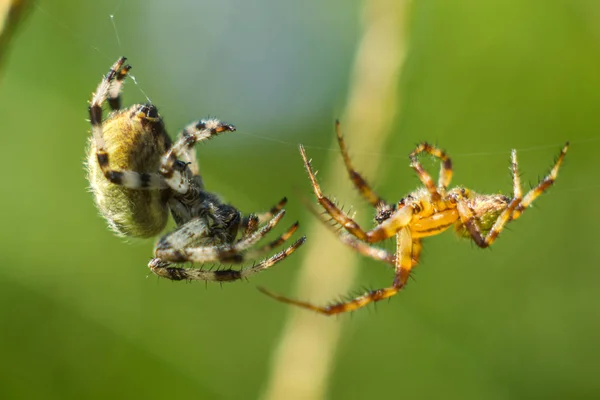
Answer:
[1,0,600,399]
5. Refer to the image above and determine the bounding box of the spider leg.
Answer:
[89,58,125,155]
[511,142,568,221]
[456,151,522,248]
[458,143,568,248]
[336,233,395,266]
[510,148,523,200]
[149,236,306,282]
[178,140,201,179]
[334,234,422,270]
[240,214,260,238]
[154,217,212,254]
[150,209,305,281]
[238,197,288,239]
[309,195,423,268]
[409,142,453,199]
[107,60,131,111]
[155,210,287,263]
[160,119,236,194]
[411,239,423,267]
[255,197,288,224]
[259,227,413,315]
[300,145,413,242]
[90,57,129,116]
[306,204,396,267]
[335,120,387,207]
[89,58,168,190]
[244,222,300,259]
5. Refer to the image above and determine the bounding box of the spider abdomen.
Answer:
[87,106,171,238]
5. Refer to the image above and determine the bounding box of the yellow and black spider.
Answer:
[260,121,568,315]
[87,57,305,282]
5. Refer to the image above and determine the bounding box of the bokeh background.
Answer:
[1,0,600,399]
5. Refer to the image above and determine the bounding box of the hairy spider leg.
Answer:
[260,227,414,315]
[89,57,168,190]
[335,120,388,207]
[314,195,424,269]
[160,119,236,194]
[155,210,287,263]
[409,142,453,201]
[333,233,422,269]
[149,209,305,281]
[510,149,523,200]
[176,133,201,178]
[458,143,568,248]
[244,222,301,260]
[336,233,396,265]
[305,200,422,268]
[107,59,131,111]
[241,215,261,238]
[240,197,288,238]
[255,197,288,224]
[300,145,414,243]
[511,142,569,221]
[456,149,523,248]
[149,236,306,282]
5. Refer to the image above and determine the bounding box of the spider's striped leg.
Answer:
[149,236,306,282]
[147,214,213,277]
[259,227,414,315]
[155,210,287,264]
[300,145,413,243]
[458,143,568,248]
[409,143,453,200]
[511,142,569,221]
[255,197,288,224]
[107,60,131,111]
[336,233,395,266]
[456,150,522,247]
[160,119,236,194]
[243,221,301,259]
[154,217,211,255]
[150,209,305,281]
[333,234,422,270]
[239,197,289,239]
[509,148,523,200]
[240,214,261,238]
[335,120,387,207]
[307,203,406,268]
[90,57,129,115]
[178,140,201,179]
[89,57,127,161]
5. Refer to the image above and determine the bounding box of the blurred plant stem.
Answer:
[261,1,411,399]
[0,0,30,74]
[0,0,29,76]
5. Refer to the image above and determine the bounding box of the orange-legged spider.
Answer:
[260,121,568,315]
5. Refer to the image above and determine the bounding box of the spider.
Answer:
[86,57,305,282]
[260,121,569,315]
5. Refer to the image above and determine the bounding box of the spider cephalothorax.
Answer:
[260,121,568,315]
[87,57,305,282]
